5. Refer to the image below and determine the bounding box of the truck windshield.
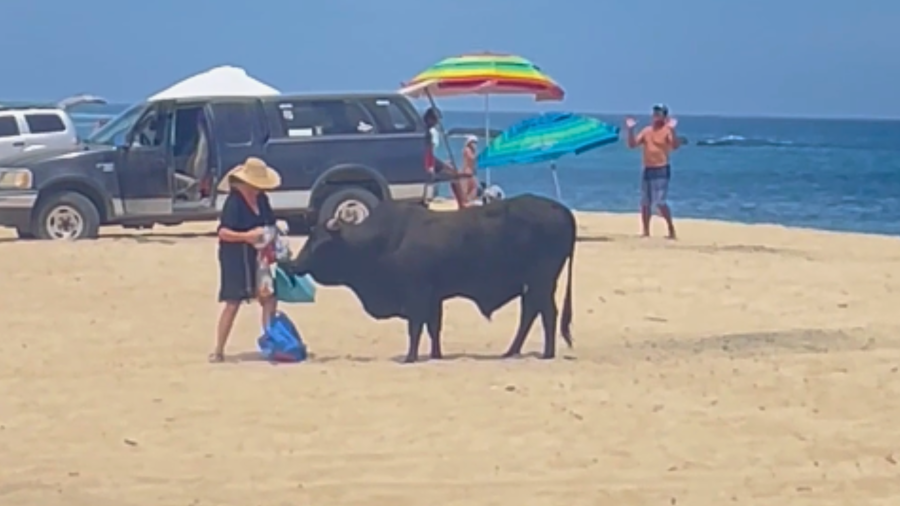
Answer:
[84,103,147,145]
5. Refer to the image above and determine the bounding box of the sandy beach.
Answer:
[1,208,899,506]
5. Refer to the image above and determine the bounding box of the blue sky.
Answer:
[4,0,897,118]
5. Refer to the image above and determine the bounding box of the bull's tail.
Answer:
[559,240,575,348]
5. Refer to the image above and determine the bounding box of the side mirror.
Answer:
[116,131,132,150]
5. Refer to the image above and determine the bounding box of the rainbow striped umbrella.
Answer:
[399,52,564,100]
[399,52,564,185]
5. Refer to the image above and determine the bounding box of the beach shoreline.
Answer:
[1,209,899,505]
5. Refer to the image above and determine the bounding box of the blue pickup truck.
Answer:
[0,92,432,240]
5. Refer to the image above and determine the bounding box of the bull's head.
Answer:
[279,217,350,285]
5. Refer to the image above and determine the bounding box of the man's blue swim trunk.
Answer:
[641,165,671,208]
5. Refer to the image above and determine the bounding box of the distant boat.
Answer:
[696,135,791,147]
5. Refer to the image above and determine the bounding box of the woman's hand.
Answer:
[244,227,266,244]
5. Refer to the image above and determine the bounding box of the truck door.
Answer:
[116,103,174,216]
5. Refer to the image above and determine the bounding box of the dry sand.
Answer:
[1,209,900,506]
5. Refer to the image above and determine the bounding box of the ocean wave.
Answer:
[695,135,796,148]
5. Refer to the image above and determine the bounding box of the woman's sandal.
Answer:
[207,352,225,363]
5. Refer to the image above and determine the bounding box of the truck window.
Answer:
[25,113,66,134]
[0,116,19,138]
[366,98,416,133]
[85,103,145,145]
[277,99,375,138]
[211,103,253,144]
[131,111,164,147]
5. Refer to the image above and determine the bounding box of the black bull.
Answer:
[280,194,576,363]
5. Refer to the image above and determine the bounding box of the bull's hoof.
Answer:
[501,350,521,358]
[430,351,443,360]
[540,351,556,360]
[402,355,419,364]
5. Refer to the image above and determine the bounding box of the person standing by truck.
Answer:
[460,135,480,204]
[423,107,468,209]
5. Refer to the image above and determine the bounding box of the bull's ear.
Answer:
[325,217,342,232]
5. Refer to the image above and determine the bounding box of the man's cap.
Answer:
[652,104,669,116]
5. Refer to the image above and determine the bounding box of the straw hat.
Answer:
[465,135,478,146]
[217,157,281,192]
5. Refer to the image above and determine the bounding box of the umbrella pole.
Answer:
[484,94,491,186]
[550,162,562,202]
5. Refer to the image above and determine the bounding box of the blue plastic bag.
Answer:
[257,311,308,362]
[274,267,316,304]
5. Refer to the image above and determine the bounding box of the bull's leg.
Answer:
[425,301,444,359]
[403,290,434,364]
[502,291,540,358]
[538,295,559,359]
[405,317,425,363]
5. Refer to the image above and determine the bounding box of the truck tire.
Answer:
[317,186,380,227]
[33,191,101,240]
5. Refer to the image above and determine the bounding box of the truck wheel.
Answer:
[317,187,380,226]
[33,191,101,240]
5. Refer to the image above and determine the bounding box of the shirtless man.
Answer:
[625,104,680,239]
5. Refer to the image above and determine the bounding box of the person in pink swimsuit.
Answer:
[625,104,680,239]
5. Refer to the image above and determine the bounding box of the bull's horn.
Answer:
[325,217,341,231]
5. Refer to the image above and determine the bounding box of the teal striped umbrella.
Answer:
[477,112,620,200]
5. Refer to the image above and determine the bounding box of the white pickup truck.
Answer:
[0,94,107,160]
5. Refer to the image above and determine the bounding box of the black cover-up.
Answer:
[217,190,275,302]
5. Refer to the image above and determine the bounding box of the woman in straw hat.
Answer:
[211,157,282,362]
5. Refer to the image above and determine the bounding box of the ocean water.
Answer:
[70,105,900,236]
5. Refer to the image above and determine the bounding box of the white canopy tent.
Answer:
[85,66,280,146]
[148,65,280,101]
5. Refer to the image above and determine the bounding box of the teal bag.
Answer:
[274,266,316,303]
